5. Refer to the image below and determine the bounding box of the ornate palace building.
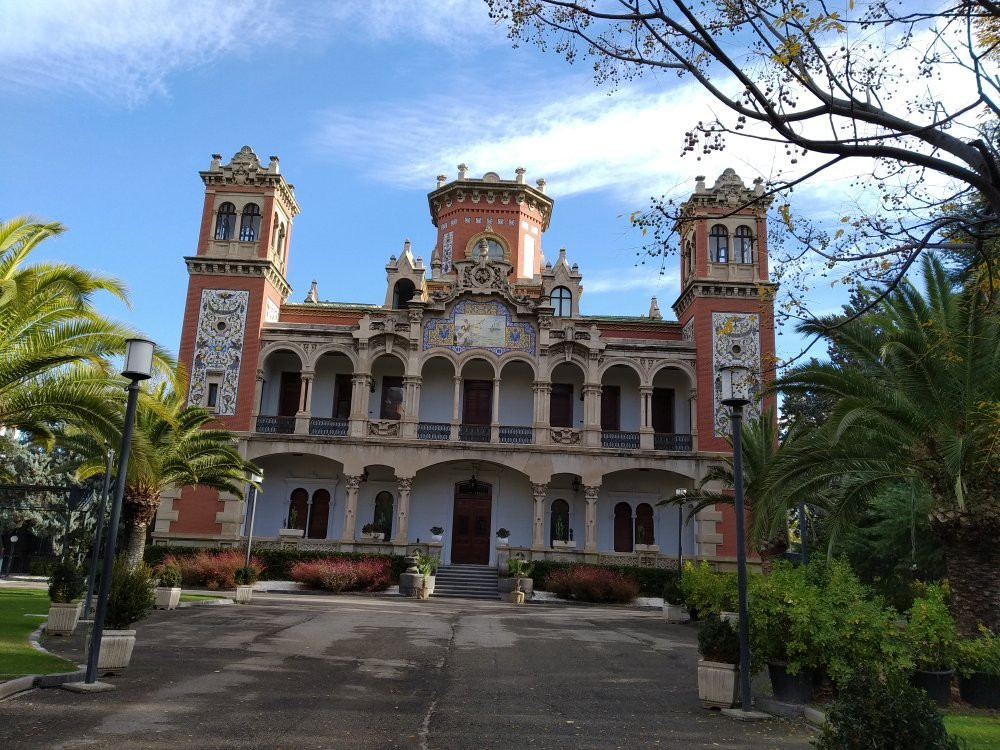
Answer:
[153,147,776,572]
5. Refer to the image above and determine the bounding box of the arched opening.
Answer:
[550,361,584,430]
[613,502,633,552]
[373,491,394,539]
[734,225,753,264]
[550,498,570,545]
[214,202,236,241]
[258,348,304,433]
[239,203,261,242]
[499,359,533,443]
[709,224,728,263]
[307,489,330,539]
[551,286,572,317]
[459,358,494,441]
[635,503,655,546]
[287,488,308,532]
[392,279,416,309]
[600,364,641,447]
[370,354,405,421]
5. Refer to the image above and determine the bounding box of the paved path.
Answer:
[0,593,814,749]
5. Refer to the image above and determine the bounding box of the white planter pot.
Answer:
[235,585,254,604]
[98,630,136,672]
[155,586,181,610]
[498,577,534,595]
[496,537,510,546]
[46,602,82,636]
[552,540,577,549]
[431,534,443,543]
[417,575,435,599]
[279,528,304,538]
[662,603,689,623]
[634,544,660,553]
[698,659,739,709]
[508,590,526,604]
[720,611,739,626]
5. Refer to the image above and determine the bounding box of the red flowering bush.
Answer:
[544,565,640,604]
[161,551,264,590]
[290,557,391,593]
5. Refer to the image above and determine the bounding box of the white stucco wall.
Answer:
[499,363,533,425]
[419,358,454,423]
[602,366,641,431]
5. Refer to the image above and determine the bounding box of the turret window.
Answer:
[551,286,572,317]
[734,225,753,264]
[239,203,261,242]
[214,202,236,241]
[709,224,728,263]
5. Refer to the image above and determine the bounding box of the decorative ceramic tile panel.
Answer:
[188,289,249,416]
[682,318,694,342]
[711,312,761,436]
[423,300,535,355]
[442,231,453,273]
[265,298,279,323]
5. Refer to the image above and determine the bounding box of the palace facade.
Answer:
[152,147,776,570]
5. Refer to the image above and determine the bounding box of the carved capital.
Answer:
[345,475,363,491]
[531,482,549,501]
[397,477,413,493]
[584,485,600,503]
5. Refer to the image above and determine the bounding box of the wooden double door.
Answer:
[451,480,492,564]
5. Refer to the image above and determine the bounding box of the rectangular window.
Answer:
[204,371,224,413]
[380,376,404,420]
[550,383,573,427]
[651,388,675,433]
[207,383,219,409]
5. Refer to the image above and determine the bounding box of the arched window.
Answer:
[685,239,694,275]
[287,488,308,531]
[613,502,633,552]
[550,498,570,545]
[734,225,753,264]
[551,286,572,317]
[307,489,330,539]
[635,503,655,546]
[271,212,280,250]
[486,238,505,260]
[214,202,236,241]
[709,224,728,263]
[392,279,416,309]
[374,491,394,539]
[239,203,261,242]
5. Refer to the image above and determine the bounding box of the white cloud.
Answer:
[582,266,677,295]
[323,0,498,48]
[0,0,290,104]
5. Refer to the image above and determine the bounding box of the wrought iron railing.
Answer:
[255,415,295,434]
[654,433,693,451]
[417,422,452,441]
[458,424,491,442]
[309,418,348,437]
[498,426,532,444]
[601,430,640,449]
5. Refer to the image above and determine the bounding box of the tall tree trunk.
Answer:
[930,506,1000,636]
[124,519,148,570]
[756,535,789,577]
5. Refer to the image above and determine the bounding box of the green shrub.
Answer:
[813,671,964,750]
[48,561,87,603]
[234,565,259,585]
[29,560,55,576]
[680,560,737,617]
[532,560,673,596]
[662,576,684,605]
[157,565,181,588]
[545,566,639,603]
[698,616,740,664]
[106,557,155,629]
[957,626,1000,678]
[905,583,959,671]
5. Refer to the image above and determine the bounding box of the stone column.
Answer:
[402,376,421,439]
[251,369,265,422]
[393,477,412,545]
[341,475,363,541]
[584,485,600,551]
[582,384,602,447]
[532,381,551,444]
[639,386,654,449]
[491,378,501,442]
[531,482,548,549]
[349,374,371,437]
[295,371,314,435]
[452,376,462,424]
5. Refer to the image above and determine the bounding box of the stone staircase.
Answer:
[432,564,500,600]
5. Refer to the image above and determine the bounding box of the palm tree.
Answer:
[0,216,172,439]
[659,408,816,574]
[67,382,259,568]
[772,254,999,635]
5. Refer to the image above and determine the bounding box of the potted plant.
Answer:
[634,523,659,552]
[719,589,739,626]
[662,576,688,623]
[46,561,87,636]
[496,528,510,546]
[154,565,182,610]
[956,626,1000,709]
[98,557,155,672]
[500,558,533,600]
[415,552,436,599]
[362,522,384,541]
[234,565,258,604]
[697,615,740,708]
[279,508,304,538]
[904,583,958,707]
[508,558,531,604]
[430,526,444,543]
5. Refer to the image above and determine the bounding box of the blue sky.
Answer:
[0,0,920,364]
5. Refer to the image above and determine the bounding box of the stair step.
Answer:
[431,565,499,601]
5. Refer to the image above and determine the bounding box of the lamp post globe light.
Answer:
[81,338,154,688]
[718,362,759,717]
[244,470,264,570]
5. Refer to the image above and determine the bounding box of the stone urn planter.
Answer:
[154,586,181,610]
[46,601,83,636]
[698,659,739,708]
[278,528,305,539]
[662,602,689,623]
[235,584,254,604]
[97,630,136,672]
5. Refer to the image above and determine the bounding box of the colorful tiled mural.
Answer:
[423,300,535,355]
[711,311,761,436]
[188,289,249,416]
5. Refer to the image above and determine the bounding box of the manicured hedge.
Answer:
[530,560,675,596]
[145,545,408,583]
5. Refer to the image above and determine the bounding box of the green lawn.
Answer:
[179,594,225,602]
[0,589,78,680]
[945,714,1000,749]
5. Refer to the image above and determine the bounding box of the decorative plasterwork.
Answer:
[681,167,772,212]
[711,312,761,436]
[265,298,280,323]
[188,290,249,416]
[184,257,292,301]
[200,146,300,216]
[682,318,694,342]
[423,300,535,355]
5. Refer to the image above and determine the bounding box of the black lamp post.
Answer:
[719,362,754,714]
[675,488,687,578]
[83,338,154,686]
[84,447,115,618]
[244,470,263,570]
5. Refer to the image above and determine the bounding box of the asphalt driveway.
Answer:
[0,593,814,749]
